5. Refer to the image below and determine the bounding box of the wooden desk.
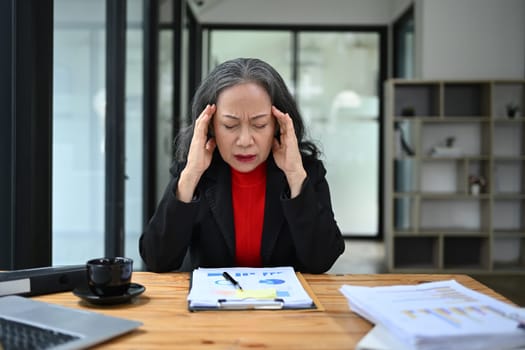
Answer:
[34,273,511,349]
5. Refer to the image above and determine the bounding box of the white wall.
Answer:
[192,0,392,25]
[390,0,413,20]
[416,0,525,79]
[191,0,525,80]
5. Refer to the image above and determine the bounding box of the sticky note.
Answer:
[235,288,277,299]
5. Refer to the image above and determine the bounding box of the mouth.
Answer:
[234,154,256,163]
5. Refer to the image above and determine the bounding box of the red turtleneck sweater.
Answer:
[231,162,266,267]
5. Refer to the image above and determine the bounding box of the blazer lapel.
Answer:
[204,158,235,258]
[260,158,286,263]
[204,156,287,263]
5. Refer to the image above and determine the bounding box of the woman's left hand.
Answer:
[272,106,307,198]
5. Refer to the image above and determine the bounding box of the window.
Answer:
[297,32,380,236]
[53,0,107,263]
[53,0,144,266]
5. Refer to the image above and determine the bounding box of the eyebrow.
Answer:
[220,113,270,121]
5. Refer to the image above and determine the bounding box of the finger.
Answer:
[205,137,216,152]
[198,103,215,120]
[272,105,289,135]
[194,104,216,137]
[272,105,285,116]
[272,105,285,122]
[273,105,295,125]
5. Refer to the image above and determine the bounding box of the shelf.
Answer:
[393,83,440,117]
[493,230,525,237]
[492,81,524,119]
[393,236,438,269]
[443,237,488,269]
[421,122,490,157]
[422,117,491,123]
[393,193,492,198]
[420,200,490,234]
[493,194,525,199]
[492,236,525,271]
[443,82,490,117]
[492,198,524,232]
[492,156,525,160]
[493,122,524,157]
[493,118,525,123]
[420,156,491,161]
[419,193,490,199]
[492,263,525,272]
[413,228,488,236]
[386,79,525,273]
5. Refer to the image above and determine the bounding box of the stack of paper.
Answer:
[188,266,314,310]
[340,280,525,350]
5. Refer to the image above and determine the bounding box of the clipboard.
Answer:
[187,267,323,311]
[215,298,285,310]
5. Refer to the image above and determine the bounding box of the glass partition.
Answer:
[125,0,144,267]
[53,0,145,265]
[209,30,293,87]
[53,0,106,264]
[157,30,174,199]
[297,32,380,236]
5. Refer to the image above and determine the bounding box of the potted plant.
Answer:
[468,175,487,195]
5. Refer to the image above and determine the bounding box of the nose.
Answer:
[236,126,254,147]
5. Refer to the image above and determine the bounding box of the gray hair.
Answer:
[174,57,319,162]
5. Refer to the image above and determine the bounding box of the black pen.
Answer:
[223,271,243,291]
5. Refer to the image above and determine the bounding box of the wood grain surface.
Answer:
[34,272,511,349]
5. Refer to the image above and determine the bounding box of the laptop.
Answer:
[0,295,142,349]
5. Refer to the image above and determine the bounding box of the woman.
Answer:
[139,58,344,273]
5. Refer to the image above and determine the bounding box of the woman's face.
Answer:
[213,82,276,173]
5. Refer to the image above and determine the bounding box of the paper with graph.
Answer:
[188,266,313,310]
[340,280,525,350]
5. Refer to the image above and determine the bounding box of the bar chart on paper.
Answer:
[381,283,522,331]
[401,304,522,330]
[340,280,525,350]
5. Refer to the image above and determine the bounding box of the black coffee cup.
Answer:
[86,257,133,297]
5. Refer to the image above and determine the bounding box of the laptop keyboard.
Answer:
[0,316,80,350]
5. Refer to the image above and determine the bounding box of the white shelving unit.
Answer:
[384,79,525,274]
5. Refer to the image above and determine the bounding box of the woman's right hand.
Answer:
[176,104,216,202]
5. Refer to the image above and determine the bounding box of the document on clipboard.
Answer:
[187,266,315,311]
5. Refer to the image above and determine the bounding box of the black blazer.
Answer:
[139,154,345,273]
